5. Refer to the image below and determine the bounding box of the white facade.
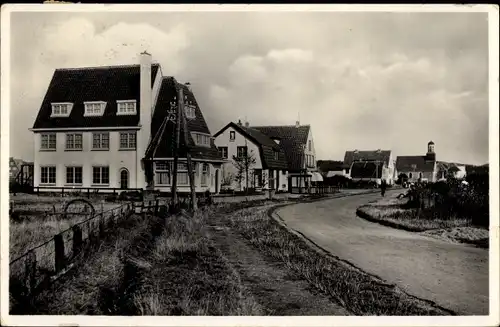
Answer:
[33,129,140,190]
[214,125,288,192]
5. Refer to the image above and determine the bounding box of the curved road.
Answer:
[276,191,489,315]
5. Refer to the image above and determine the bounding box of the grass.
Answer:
[224,205,452,316]
[9,194,125,262]
[356,196,489,247]
[19,204,263,316]
[129,208,263,315]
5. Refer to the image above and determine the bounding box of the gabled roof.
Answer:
[145,77,223,161]
[213,122,288,170]
[343,150,392,168]
[32,64,160,129]
[251,125,311,172]
[350,161,383,179]
[396,156,436,172]
[317,160,344,173]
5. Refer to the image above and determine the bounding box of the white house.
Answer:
[250,122,321,191]
[213,120,288,192]
[30,52,224,194]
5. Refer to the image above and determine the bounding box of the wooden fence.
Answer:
[9,199,168,302]
[290,185,340,195]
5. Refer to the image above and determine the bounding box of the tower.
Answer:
[426,141,436,161]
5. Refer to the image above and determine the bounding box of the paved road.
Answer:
[276,191,489,315]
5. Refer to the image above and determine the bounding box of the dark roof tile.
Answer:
[396,156,435,172]
[32,64,160,129]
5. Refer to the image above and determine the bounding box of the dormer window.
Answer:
[51,102,73,117]
[192,132,211,147]
[117,100,137,115]
[84,101,107,116]
[185,105,196,119]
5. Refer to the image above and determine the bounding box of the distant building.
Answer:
[213,120,288,192]
[396,141,438,183]
[437,162,467,180]
[317,160,349,178]
[9,157,25,181]
[343,149,395,185]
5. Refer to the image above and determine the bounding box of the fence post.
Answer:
[87,188,90,199]
[54,234,66,273]
[155,199,159,215]
[61,187,64,197]
[99,212,105,237]
[72,225,83,257]
[25,250,37,295]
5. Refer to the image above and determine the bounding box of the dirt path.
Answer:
[206,212,350,316]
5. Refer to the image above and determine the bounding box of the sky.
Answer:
[8,10,490,165]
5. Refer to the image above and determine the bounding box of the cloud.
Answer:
[9,12,489,166]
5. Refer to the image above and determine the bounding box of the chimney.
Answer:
[245,121,249,128]
[237,119,242,126]
[140,51,152,119]
[185,82,192,92]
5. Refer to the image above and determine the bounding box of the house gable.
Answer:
[251,124,311,172]
[213,122,288,170]
[145,77,223,161]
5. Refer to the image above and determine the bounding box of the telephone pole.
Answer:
[179,87,198,212]
[171,83,181,207]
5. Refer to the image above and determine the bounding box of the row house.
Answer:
[30,52,224,193]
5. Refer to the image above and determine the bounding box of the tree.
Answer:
[232,148,257,194]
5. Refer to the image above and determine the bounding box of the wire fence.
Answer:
[9,199,169,302]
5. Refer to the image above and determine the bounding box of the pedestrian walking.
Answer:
[380,179,387,197]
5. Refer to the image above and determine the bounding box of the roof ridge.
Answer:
[55,62,160,71]
[252,124,310,128]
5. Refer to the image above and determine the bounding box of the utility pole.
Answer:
[171,83,181,207]
[179,87,198,212]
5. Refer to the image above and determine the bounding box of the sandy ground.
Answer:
[276,190,489,315]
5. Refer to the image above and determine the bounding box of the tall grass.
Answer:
[224,206,451,316]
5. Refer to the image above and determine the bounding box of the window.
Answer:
[274,150,279,161]
[119,132,136,150]
[41,133,57,150]
[40,166,56,184]
[117,100,137,115]
[185,105,196,119]
[193,133,210,147]
[155,162,171,185]
[177,162,188,185]
[84,101,106,116]
[65,133,83,150]
[201,163,209,186]
[237,146,247,159]
[230,131,235,142]
[92,166,109,185]
[308,140,312,151]
[419,172,423,179]
[66,166,83,184]
[219,146,228,159]
[92,132,109,150]
[409,172,413,179]
[51,103,73,117]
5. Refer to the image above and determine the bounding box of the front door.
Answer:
[120,169,129,189]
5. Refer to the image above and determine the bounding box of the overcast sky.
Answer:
[9,10,489,165]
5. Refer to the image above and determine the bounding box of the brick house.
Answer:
[343,149,396,185]
[396,141,439,183]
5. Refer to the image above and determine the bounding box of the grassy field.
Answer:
[18,203,263,315]
[357,195,488,247]
[9,194,125,262]
[223,205,451,316]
